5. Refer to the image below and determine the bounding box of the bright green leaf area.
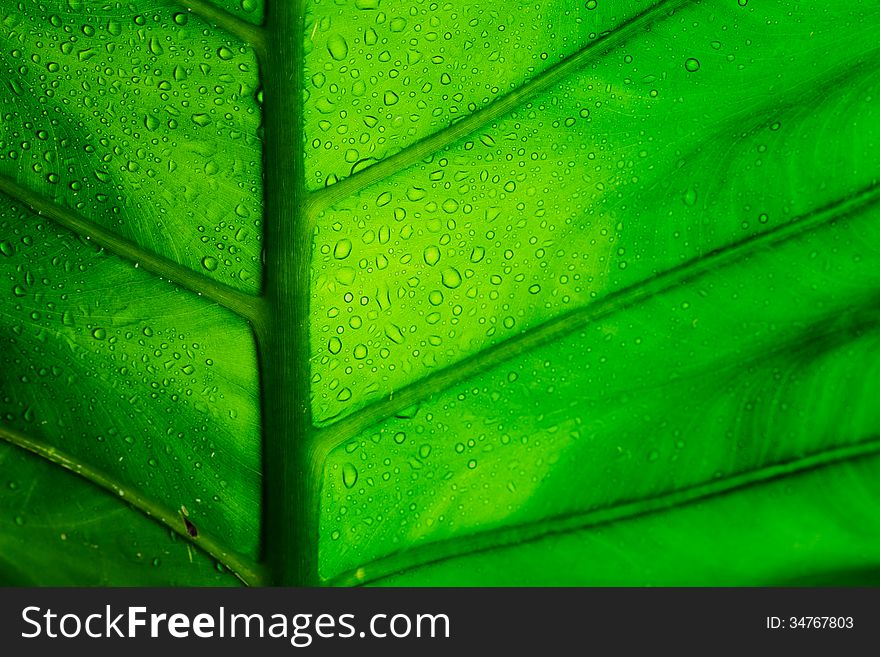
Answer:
[1,0,879,586]
[377,454,880,586]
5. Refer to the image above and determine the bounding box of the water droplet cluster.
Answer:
[0,5,263,292]
[304,0,629,189]
[0,203,262,559]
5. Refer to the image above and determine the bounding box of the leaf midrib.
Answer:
[0,0,694,585]
[1,0,871,586]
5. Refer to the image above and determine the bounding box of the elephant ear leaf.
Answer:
[2,0,880,586]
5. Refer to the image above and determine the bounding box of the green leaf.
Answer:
[1,0,879,586]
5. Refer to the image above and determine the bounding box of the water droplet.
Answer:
[441,267,462,289]
[423,245,440,266]
[327,34,349,61]
[384,90,399,106]
[441,198,459,213]
[91,327,106,340]
[685,58,701,72]
[336,267,356,285]
[342,463,358,488]
[334,239,352,259]
[192,113,211,127]
[217,46,234,61]
[385,324,405,344]
[328,337,342,354]
[201,256,218,271]
[0,241,13,257]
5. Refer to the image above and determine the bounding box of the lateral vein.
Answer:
[305,0,692,217]
[328,436,880,586]
[173,0,267,53]
[0,424,265,586]
[315,180,880,455]
[0,174,264,326]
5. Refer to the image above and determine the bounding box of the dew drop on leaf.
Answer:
[201,256,218,271]
[423,245,440,266]
[335,267,356,285]
[441,198,459,213]
[342,463,358,489]
[327,34,348,61]
[384,324,405,344]
[441,267,462,289]
[333,239,352,259]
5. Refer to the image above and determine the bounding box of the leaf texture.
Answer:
[1,0,879,585]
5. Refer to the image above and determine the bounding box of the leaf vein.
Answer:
[305,0,693,217]
[315,180,880,452]
[0,423,265,586]
[0,173,267,329]
[173,0,267,53]
[329,436,880,586]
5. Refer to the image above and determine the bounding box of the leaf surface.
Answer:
[1,0,879,585]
